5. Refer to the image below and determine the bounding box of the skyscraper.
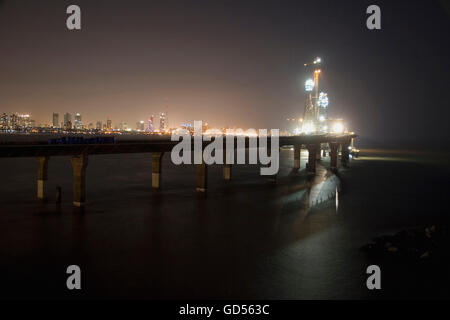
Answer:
[106,118,112,130]
[96,121,102,130]
[136,121,145,131]
[159,112,166,131]
[64,113,72,129]
[9,113,18,129]
[0,113,8,129]
[147,115,154,132]
[52,113,59,128]
[74,113,82,129]
[119,122,128,131]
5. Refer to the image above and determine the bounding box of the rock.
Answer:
[363,225,448,262]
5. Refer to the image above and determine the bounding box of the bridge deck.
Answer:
[0,134,357,158]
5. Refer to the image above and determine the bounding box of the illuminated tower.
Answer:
[74,113,82,129]
[64,113,72,129]
[147,115,154,132]
[52,113,59,128]
[159,112,166,131]
[302,56,325,133]
[0,113,8,129]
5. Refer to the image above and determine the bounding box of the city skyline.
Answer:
[1,0,449,144]
[1,0,450,303]
[0,110,172,131]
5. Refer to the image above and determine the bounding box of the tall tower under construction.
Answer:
[301,57,329,133]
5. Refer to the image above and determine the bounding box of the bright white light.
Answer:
[293,127,301,135]
[301,121,315,134]
[204,128,223,136]
[305,79,315,92]
[332,122,344,133]
[319,115,325,122]
[319,92,329,107]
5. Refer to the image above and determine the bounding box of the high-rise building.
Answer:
[119,122,127,131]
[106,119,112,130]
[64,113,72,129]
[19,114,31,128]
[136,120,145,131]
[96,121,102,130]
[159,112,166,131]
[9,113,19,129]
[147,115,154,132]
[9,114,32,130]
[0,113,8,129]
[74,113,82,129]
[52,113,59,128]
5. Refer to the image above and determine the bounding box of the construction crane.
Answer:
[301,56,336,135]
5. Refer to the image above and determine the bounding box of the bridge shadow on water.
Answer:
[0,150,359,299]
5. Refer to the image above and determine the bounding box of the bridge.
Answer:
[0,133,357,206]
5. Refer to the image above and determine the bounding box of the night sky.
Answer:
[0,0,449,143]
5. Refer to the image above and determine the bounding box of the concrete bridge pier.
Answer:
[293,144,301,170]
[37,156,49,200]
[330,142,338,172]
[152,152,164,188]
[316,147,321,160]
[71,154,88,207]
[223,164,232,180]
[341,142,350,167]
[196,160,208,192]
[306,144,318,175]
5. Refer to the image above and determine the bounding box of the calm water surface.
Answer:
[1,146,449,299]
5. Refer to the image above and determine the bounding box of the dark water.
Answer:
[1,146,450,299]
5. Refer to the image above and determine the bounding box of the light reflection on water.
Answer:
[1,148,449,299]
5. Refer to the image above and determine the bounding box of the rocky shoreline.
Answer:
[361,225,450,262]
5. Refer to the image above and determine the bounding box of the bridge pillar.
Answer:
[293,144,301,170]
[330,142,338,172]
[196,161,208,192]
[37,156,49,200]
[71,154,88,207]
[341,142,350,167]
[316,147,321,160]
[306,144,318,175]
[152,152,164,189]
[223,164,232,180]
